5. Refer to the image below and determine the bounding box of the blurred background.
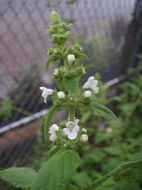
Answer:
[0,0,142,189]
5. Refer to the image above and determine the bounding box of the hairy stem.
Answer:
[86,160,142,189]
[69,104,75,121]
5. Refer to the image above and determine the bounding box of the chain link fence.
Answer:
[0,0,139,180]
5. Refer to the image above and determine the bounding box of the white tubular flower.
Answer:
[83,76,99,93]
[84,90,92,98]
[49,124,59,134]
[67,54,75,63]
[80,134,88,142]
[57,91,65,99]
[63,119,80,140]
[49,134,57,142]
[40,87,53,103]
[82,128,87,133]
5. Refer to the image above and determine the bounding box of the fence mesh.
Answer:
[0,0,138,181]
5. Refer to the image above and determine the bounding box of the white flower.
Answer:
[84,90,92,98]
[80,134,88,142]
[49,124,59,134]
[49,124,59,142]
[67,54,75,62]
[57,91,65,99]
[63,119,80,140]
[82,128,87,133]
[49,134,57,142]
[40,87,53,103]
[83,76,99,93]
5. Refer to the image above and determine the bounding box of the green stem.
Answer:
[69,104,75,121]
[86,160,142,190]
[14,107,32,116]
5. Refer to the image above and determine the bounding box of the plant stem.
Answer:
[86,160,142,190]
[69,104,75,121]
[14,107,32,116]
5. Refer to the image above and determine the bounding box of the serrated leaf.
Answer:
[51,11,61,25]
[91,102,116,120]
[31,150,81,190]
[0,167,36,189]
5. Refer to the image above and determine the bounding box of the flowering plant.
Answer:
[0,12,142,190]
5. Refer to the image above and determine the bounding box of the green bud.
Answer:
[53,68,59,76]
[51,11,61,25]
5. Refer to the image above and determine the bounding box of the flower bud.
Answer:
[49,134,57,142]
[82,67,86,74]
[84,90,92,98]
[67,54,75,62]
[53,68,59,76]
[80,134,88,142]
[106,127,113,133]
[82,128,87,133]
[57,91,65,99]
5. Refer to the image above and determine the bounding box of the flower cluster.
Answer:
[39,54,100,146]
[48,119,88,143]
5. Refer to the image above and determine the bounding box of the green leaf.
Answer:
[91,102,116,120]
[51,11,61,25]
[103,146,122,156]
[0,167,36,189]
[45,56,59,69]
[31,150,81,190]
[95,133,112,144]
[72,172,92,188]
[62,77,80,94]
[76,53,89,60]
[88,149,106,163]
[0,100,15,118]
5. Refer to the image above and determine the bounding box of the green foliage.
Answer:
[90,102,116,120]
[0,100,15,118]
[74,36,112,70]
[31,150,81,190]
[0,167,36,189]
[51,11,61,25]
[72,172,92,188]
[31,68,142,189]
[1,11,142,190]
